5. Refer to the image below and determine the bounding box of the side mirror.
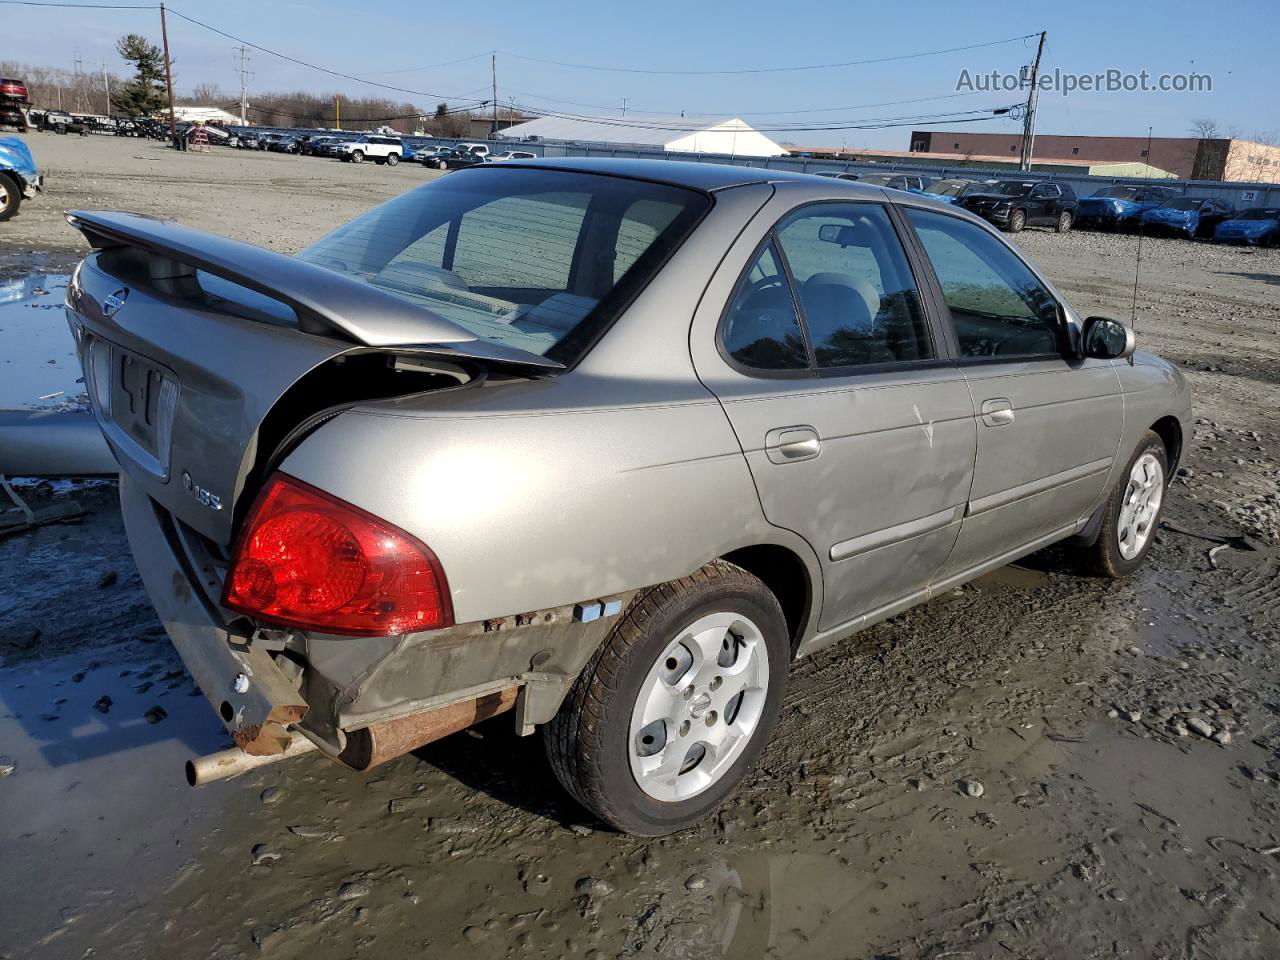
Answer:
[1081,316,1136,361]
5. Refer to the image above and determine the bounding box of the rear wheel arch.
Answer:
[718,543,815,657]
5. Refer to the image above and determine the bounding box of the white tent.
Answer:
[498,114,787,157]
[172,105,241,126]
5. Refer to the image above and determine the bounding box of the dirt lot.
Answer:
[2,133,1279,960]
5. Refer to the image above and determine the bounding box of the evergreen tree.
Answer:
[112,34,167,117]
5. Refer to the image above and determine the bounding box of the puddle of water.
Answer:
[0,273,88,412]
[0,647,249,953]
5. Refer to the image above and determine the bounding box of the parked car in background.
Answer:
[854,172,934,193]
[337,134,404,165]
[814,170,861,181]
[1140,197,1236,239]
[301,136,338,156]
[957,179,1078,233]
[456,142,490,158]
[0,77,30,132]
[256,133,287,151]
[1211,207,1280,246]
[428,146,487,170]
[413,145,452,165]
[236,131,261,149]
[66,158,1189,835]
[1074,184,1180,231]
[920,178,996,204]
[267,136,301,155]
[0,136,42,220]
[488,150,537,162]
[41,110,87,136]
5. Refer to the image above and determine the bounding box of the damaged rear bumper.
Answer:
[120,473,308,755]
[119,472,629,766]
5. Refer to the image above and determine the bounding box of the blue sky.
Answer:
[11,0,1278,149]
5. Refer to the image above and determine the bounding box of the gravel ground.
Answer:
[1,133,1279,959]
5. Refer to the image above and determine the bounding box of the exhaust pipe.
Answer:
[186,730,318,786]
[186,686,520,785]
[338,686,519,772]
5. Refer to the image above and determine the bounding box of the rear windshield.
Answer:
[297,168,710,364]
[1161,198,1203,210]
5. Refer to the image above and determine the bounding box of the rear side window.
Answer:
[722,241,808,370]
[906,208,1061,359]
[774,203,932,368]
[296,169,710,365]
[722,202,933,373]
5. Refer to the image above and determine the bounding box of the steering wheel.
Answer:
[740,274,787,300]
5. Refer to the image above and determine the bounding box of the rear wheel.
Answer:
[545,561,789,835]
[1006,209,1026,233]
[1075,431,1168,577]
[386,152,399,166]
[1056,211,1073,233]
[0,174,20,221]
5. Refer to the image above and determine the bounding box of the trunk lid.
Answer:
[65,211,559,544]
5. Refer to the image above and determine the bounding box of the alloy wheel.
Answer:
[1117,452,1164,560]
[628,611,770,803]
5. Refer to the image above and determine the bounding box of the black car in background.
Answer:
[957,179,1078,233]
[436,146,487,170]
[40,110,87,136]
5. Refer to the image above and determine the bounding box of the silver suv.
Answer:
[66,158,1190,835]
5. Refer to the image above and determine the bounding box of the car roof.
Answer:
[471,156,864,192]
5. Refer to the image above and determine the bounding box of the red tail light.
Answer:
[222,474,453,636]
[0,81,28,99]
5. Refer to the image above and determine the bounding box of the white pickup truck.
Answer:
[336,134,404,165]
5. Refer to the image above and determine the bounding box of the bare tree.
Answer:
[1189,118,1219,140]
[189,82,224,105]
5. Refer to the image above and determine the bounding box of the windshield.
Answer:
[1235,208,1280,220]
[857,174,895,186]
[927,180,971,197]
[1093,186,1141,199]
[1161,198,1202,211]
[988,182,1036,197]
[297,168,710,365]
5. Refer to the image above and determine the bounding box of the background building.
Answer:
[498,114,788,157]
[906,131,1280,182]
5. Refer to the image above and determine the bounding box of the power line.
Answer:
[369,52,493,76]
[163,8,489,104]
[0,1,154,7]
[497,34,1040,76]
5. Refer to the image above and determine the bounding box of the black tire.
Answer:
[0,173,21,221]
[1075,431,1168,578]
[545,561,789,836]
[350,150,364,164]
[386,152,399,166]
[1006,209,1026,233]
[1055,210,1073,233]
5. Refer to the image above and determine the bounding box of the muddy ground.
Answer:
[1,133,1279,959]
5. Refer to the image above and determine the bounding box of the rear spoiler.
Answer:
[66,210,564,371]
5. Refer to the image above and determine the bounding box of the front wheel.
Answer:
[1006,209,1026,233]
[1055,211,1073,233]
[545,561,789,835]
[350,150,364,163]
[0,174,21,221]
[1075,431,1168,577]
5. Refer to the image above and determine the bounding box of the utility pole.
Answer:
[621,97,629,118]
[490,52,498,136]
[102,62,111,116]
[159,2,177,141]
[1018,30,1046,172]
[334,94,340,130]
[236,45,250,126]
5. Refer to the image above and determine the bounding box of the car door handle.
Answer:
[765,426,821,463]
[980,398,1015,427]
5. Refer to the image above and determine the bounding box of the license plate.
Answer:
[85,335,179,479]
